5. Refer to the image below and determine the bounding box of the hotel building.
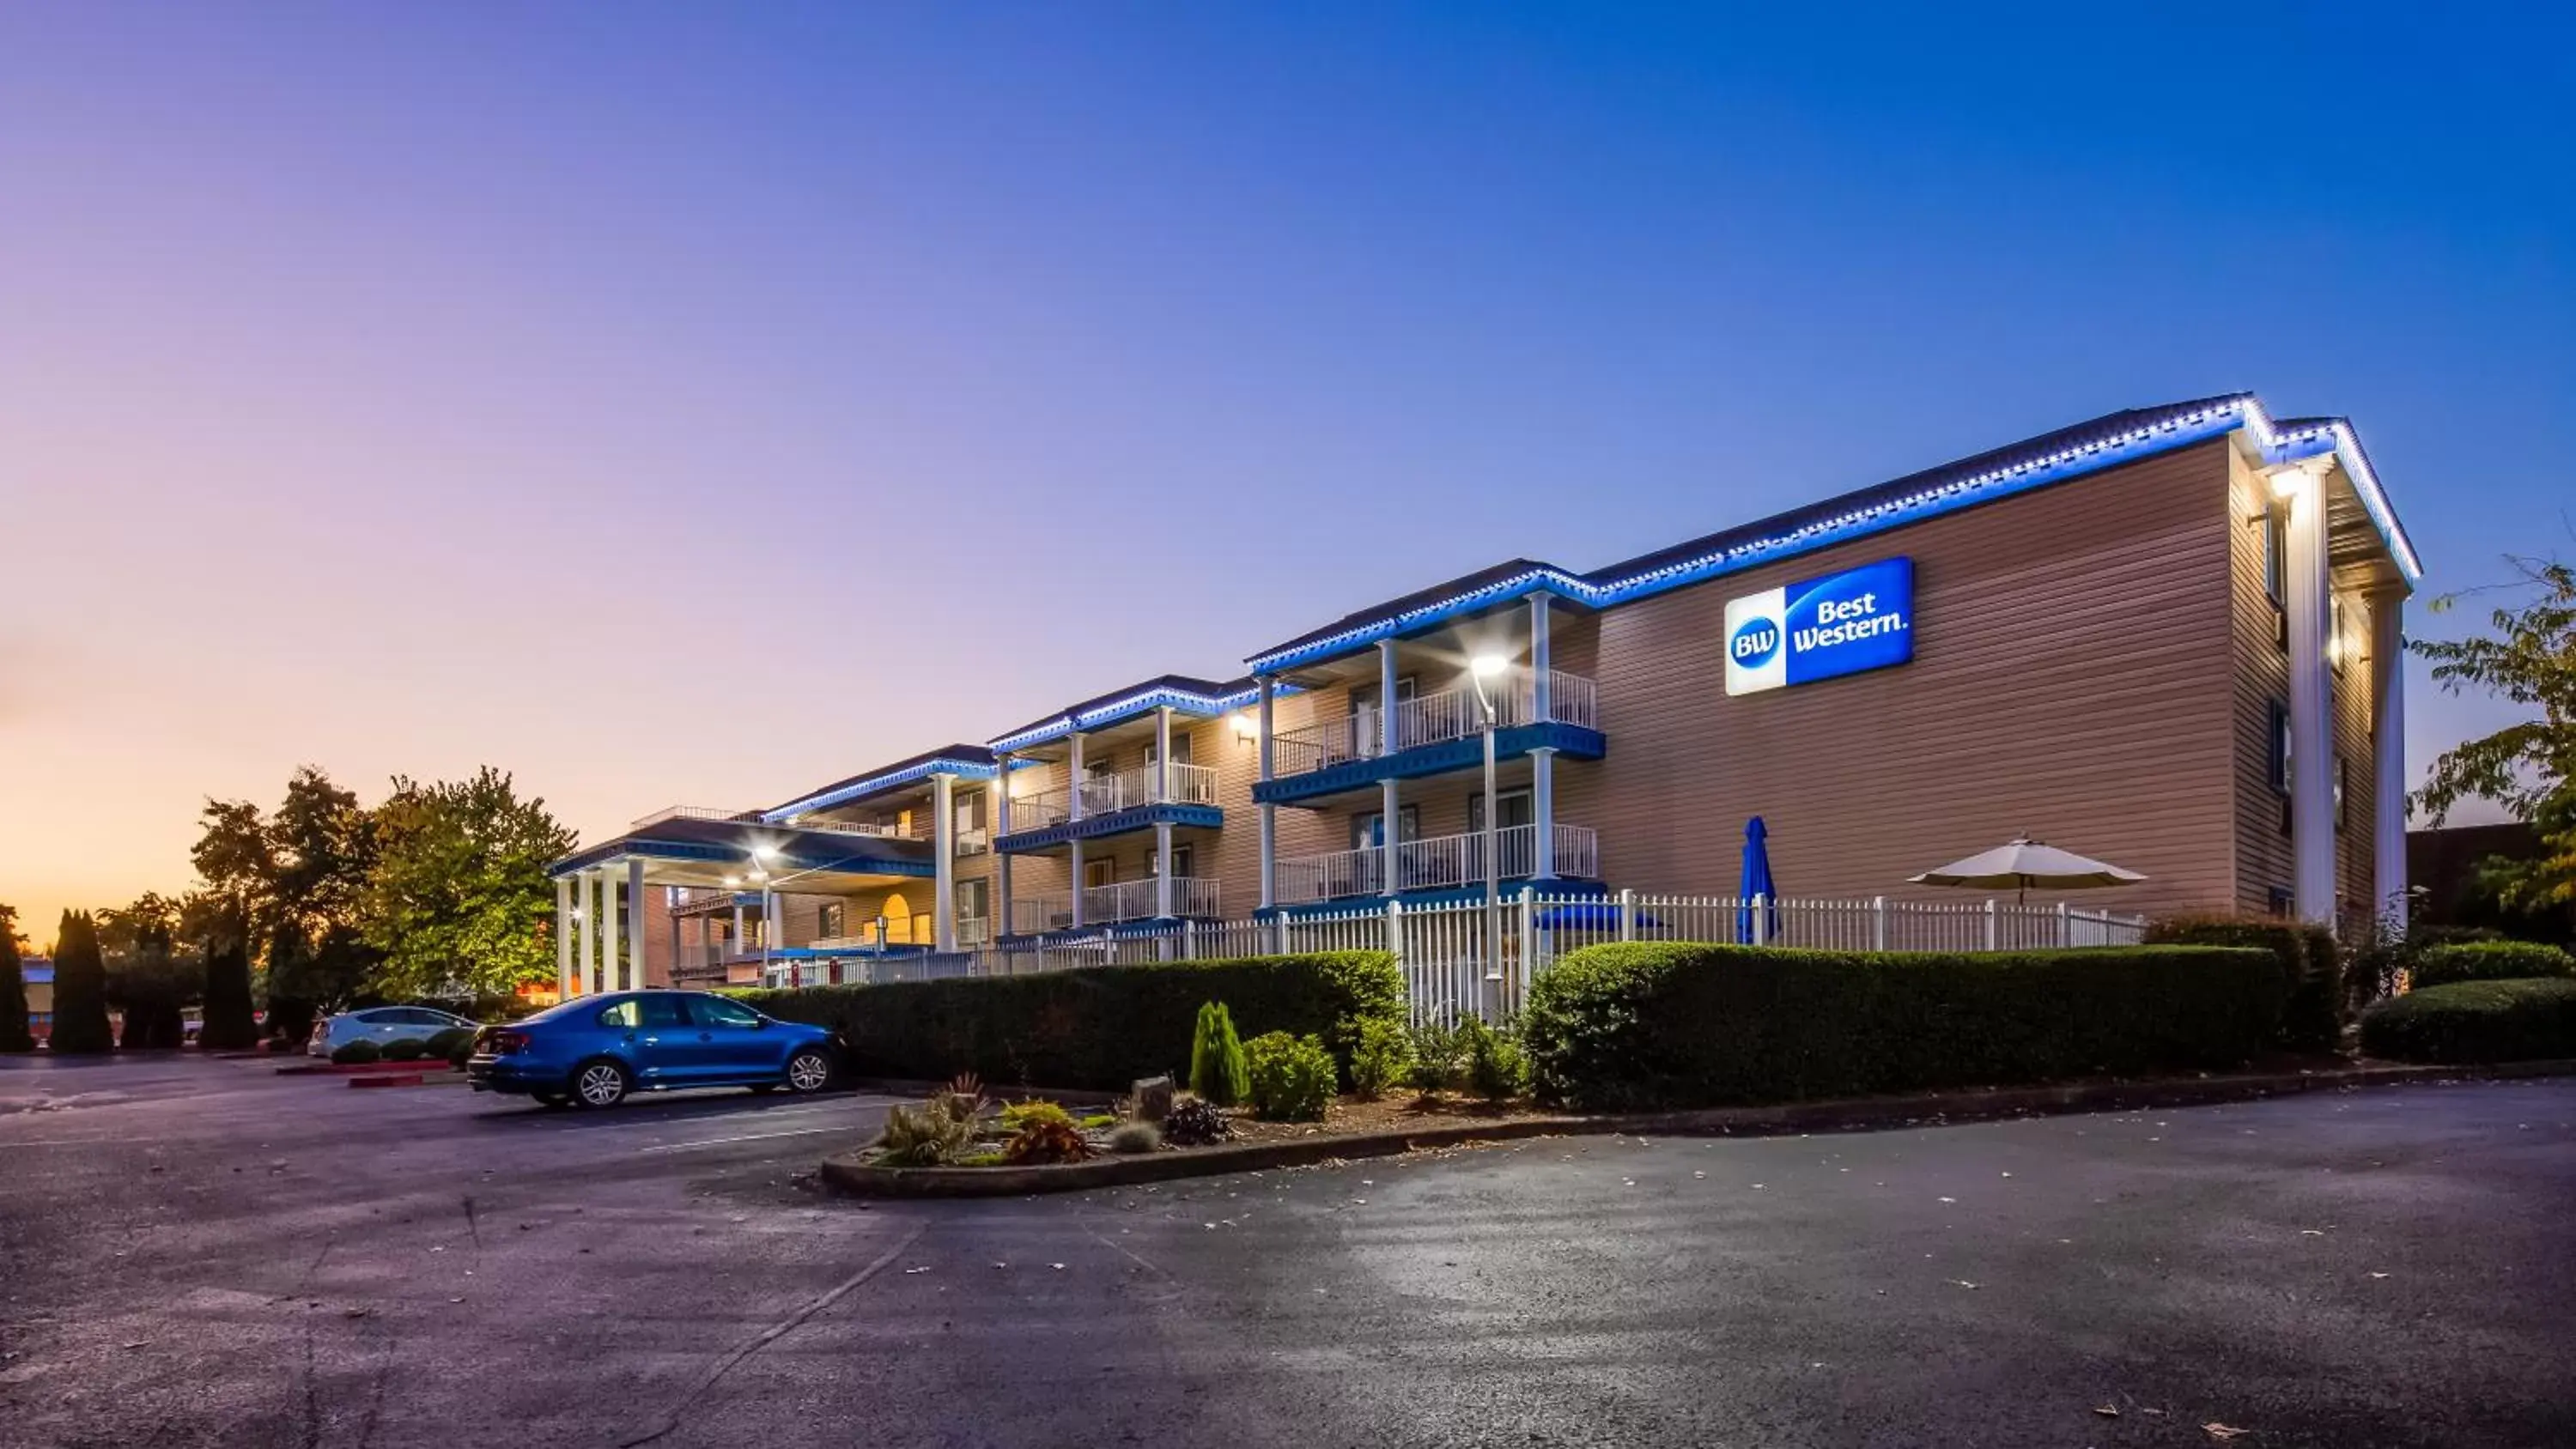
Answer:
[549,393,2418,991]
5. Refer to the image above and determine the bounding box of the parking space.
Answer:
[6,1061,2574,1447]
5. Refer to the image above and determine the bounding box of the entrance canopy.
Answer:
[548,810,937,897]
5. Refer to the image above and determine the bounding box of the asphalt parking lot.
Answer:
[3,1057,2573,1448]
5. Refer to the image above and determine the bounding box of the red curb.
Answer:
[276,1060,459,1076]
[349,1072,427,1089]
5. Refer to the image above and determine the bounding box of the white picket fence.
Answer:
[789,890,2146,1024]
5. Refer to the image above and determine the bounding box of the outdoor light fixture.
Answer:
[1471,653,1510,678]
[1230,709,1258,742]
[752,843,781,862]
[722,875,742,888]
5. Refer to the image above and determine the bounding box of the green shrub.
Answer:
[1346,1016,1413,1100]
[380,1037,428,1062]
[872,1088,984,1167]
[1190,1002,1251,1106]
[1521,943,2287,1112]
[733,951,1402,1091]
[2360,979,2576,1064]
[998,1100,1076,1133]
[1078,1113,1116,1130]
[1160,1095,1231,1146]
[331,1039,382,1065]
[1109,1121,1162,1155]
[1460,1017,1530,1103]
[1406,1019,1464,1098]
[2409,941,2576,990]
[422,1027,474,1059]
[1244,1032,1336,1121]
[2144,914,2342,1051]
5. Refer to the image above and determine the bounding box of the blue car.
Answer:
[466,990,838,1108]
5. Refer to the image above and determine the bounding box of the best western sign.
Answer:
[1722,556,1915,696]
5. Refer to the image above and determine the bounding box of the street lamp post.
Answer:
[1468,654,1510,996]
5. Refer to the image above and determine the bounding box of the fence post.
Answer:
[1385,897,1403,960]
[1984,897,1999,951]
[1752,892,1770,947]
[1517,886,1538,1011]
[1618,888,1636,943]
[1871,895,1888,953]
[2056,900,2070,948]
[1183,918,1198,961]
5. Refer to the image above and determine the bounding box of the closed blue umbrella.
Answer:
[1736,815,1780,944]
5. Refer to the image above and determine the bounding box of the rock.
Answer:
[1133,1076,1176,1122]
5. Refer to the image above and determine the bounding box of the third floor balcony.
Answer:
[1257,670,1603,805]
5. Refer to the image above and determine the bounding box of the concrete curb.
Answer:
[816,1058,2576,1200]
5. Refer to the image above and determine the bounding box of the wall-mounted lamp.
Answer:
[1230,709,1258,743]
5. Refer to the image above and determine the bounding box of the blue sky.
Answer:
[2,3,2569,927]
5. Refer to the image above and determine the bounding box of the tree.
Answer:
[190,797,274,953]
[361,768,577,1001]
[198,909,259,1052]
[100,894,192,1050]
[2415,553,2576,912]
[0,904,33,1052]
[47,911,113,1054]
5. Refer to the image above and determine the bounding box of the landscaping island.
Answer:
[763,931,2576,1198]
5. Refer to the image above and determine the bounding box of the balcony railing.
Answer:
[1008,879,1222,933]
[1001,761,1218,834]
[632,804,750,828]
[1271,670,1597,776]
[1084,876,1221,924]
[1276,823,1598,902]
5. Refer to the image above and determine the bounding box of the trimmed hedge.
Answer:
[2360,979,2576,1064]
[733,951,1405,1091]
[2409,940,2576,990]
[2143,915,2342,1051]
[1521,943,2287,1112]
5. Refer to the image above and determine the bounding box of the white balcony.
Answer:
[1272,670,1597,776]
[1001,761,1218,835]
[1008,878,1222,933]
[1275,823,1599,902]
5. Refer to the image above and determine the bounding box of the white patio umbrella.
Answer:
[1907,834,2146,905]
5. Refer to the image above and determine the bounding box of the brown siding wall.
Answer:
[1552,440,2242,916]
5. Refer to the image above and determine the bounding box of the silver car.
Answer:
[307,1006,479,1058]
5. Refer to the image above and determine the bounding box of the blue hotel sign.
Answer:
[1723,556,1915,696]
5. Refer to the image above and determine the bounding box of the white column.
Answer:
[1155,820,1175,918]
[933,772,958,952]
[1528,592,1553,719]
[598,868,621,994]
[1068,839,1086,928]
[555,875,573,997]
[994,755,1016,939]
[1378,640,1400,755]
[1379,779,1400,898]
[1532,748,1558,879]
[2278,462,2337,929]
[1155,706,1173,803]
[731,902,744,961]
[625,858,647,989]
[1066,733,1085,822]
[2371,589,2411,933]
[763,890,783,958]
[1378,640,1401,898]
[1257,676,1278,911]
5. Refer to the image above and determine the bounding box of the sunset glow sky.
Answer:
[4,3,2569,949]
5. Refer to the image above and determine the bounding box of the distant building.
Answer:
[21,956,53,1042]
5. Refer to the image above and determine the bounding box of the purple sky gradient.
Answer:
[4,3,2569,947]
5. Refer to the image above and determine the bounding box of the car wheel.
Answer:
[783,1049,832,1094]
[571,1060,630,1109]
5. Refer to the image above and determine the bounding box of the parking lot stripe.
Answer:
[634,1124,854,1155]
